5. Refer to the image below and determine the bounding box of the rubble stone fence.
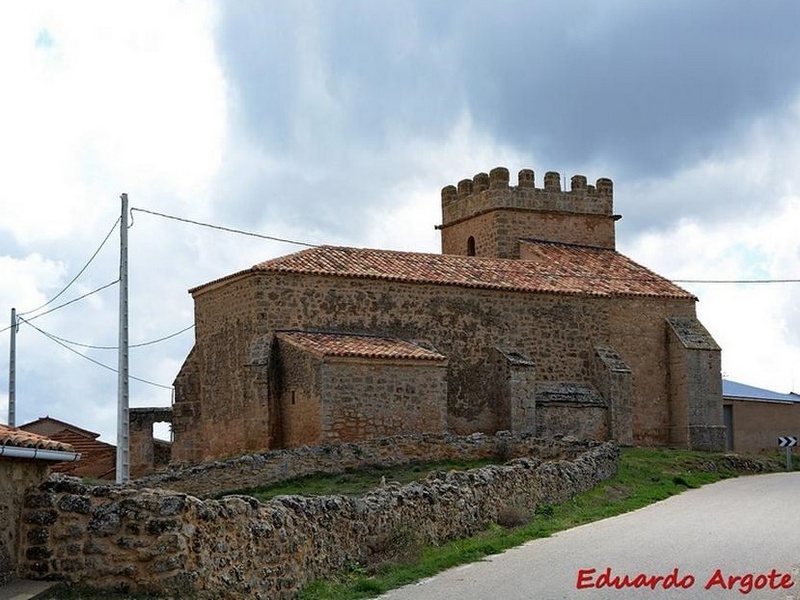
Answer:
[135,431,600,499]
[18,435,619,599]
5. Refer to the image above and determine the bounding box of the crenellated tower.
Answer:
[438,166,619,258]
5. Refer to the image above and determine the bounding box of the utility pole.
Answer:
[116,193,130,483]
[8,308,16,426]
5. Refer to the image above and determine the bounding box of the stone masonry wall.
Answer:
[0,459,50,585]
[667,317,725,451]
[445,208,615,259]
[179,275,271,462]
[440,168,616,257]
[176,266,698,462]
[608,297,696,445]
[18,437,618,599]
[319,358,448,445]
[179,273,616,462]
[275,337,323,448]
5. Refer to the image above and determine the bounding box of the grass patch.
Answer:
[221,458,498,501]
[297,447,775,600]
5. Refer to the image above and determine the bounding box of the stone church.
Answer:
[172,166,725,463]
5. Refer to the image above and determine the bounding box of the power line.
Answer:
[37,323,195,350]
[22,279,120,322]
[20,317,173,390]
[124,207,800,284]
[673,278,800,284]
[130,206,319,248]
[18,218,121,317]
[0,280,120,335]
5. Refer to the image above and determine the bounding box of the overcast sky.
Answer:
[1,1,799,443]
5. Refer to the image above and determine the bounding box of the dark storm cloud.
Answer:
[456,0,800,177]
[212,2,467,237]
[216,2,463,153]
[212,0,800,235]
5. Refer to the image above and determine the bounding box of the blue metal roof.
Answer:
[723,379,800,404]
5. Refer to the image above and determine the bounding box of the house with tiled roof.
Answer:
[172,166,725,463]
[0,423,79,585]
[19,416,116,479]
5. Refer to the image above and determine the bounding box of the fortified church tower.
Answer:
[438,166,618,258]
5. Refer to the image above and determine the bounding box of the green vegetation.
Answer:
[219,458,498,500]
[297,448,775,600]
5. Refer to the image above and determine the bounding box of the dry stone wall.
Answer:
[137,431,593,499]
[19,435,618,599]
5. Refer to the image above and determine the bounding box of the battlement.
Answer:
[442,166,613,218]
[439,166,618,256]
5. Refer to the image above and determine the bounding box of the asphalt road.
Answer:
[378,472,800,600]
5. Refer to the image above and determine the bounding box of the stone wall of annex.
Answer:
[275,338,323,448]
[18,436,619,599]
[317,357,448,445]
[274,339,448,448]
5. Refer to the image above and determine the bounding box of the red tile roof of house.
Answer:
[0,423,75,452]
[19,416,101,440]
[277,331,447,361]
[194,242,695,300]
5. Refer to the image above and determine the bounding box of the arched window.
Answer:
[467,236,476,256]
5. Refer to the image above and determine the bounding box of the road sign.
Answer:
[778,436,798,447]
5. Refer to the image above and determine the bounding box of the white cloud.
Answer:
[0,1,226,244]
[0,1,226,440]
[364,113,537,252]
[621,102,800,393]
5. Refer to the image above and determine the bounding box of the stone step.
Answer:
[0,579,61,600]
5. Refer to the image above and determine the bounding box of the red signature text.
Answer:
[576,567,694,590]
[704,568,794,594]
[576,567,795,594]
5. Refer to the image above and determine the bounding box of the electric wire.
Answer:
[2,273,798,338]
[21,279,120,323]
[19,317,173,390]
[0,279,120,335]
[672,278,800,284]
[18,218,121,317]
[40,323,195,350]
[130,207,320,248]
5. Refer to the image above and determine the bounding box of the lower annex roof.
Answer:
[277,331,446,361]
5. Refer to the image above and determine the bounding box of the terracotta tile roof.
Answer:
[19,416,101,440]
[0,423,76,452]
[229,242,694,299]
[278,331,447,361]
